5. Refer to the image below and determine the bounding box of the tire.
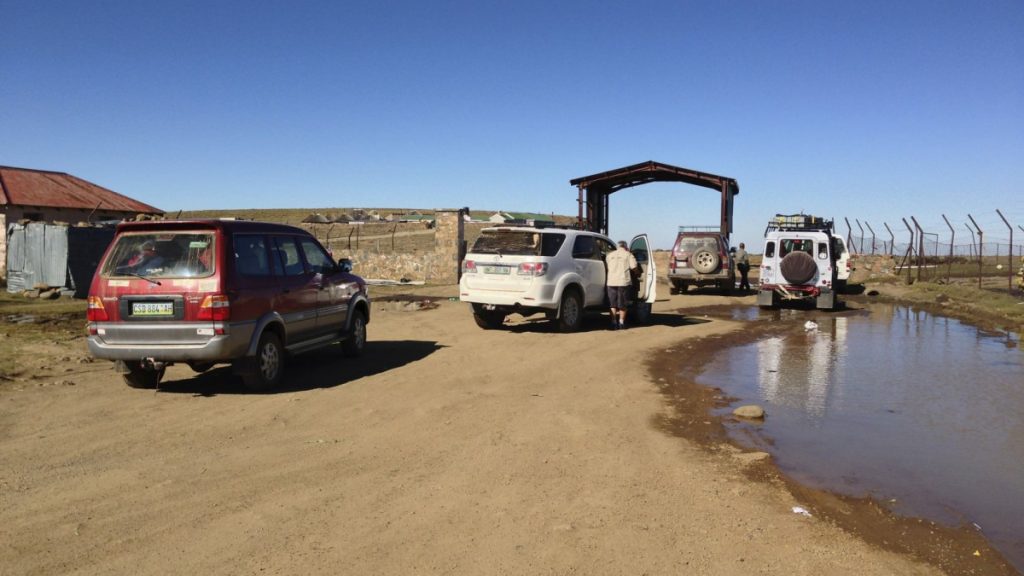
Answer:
[556,289,583,333]
[780,251,817,284]
[471,304,506,329]
[670,280,690,295]
[188,362,214,373]
[691,249,720,274]
[242,332,284,392]
[341,310,367,357]
[123,361,164,389]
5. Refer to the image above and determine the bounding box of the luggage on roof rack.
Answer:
[765,213,834,233]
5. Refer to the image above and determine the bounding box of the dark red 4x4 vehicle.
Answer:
[87,220,370,391]
[667,227,735,294]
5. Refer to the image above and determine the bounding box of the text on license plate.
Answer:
[132,302,174,316]
[482,266,511,274]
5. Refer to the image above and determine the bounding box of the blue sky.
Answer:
[2,0,1021,249]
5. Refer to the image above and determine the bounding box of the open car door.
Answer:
[629,234,657,323]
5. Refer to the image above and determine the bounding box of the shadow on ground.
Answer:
[498,311,712,333]
[156,339,444,396]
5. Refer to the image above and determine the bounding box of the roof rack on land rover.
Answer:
[765,213,834,234]
[677,225,720,233]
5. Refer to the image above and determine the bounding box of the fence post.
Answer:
[865,222,877,255]
[844,217,854,255]
[901,218,915,283]
[968,214,983,289]
[911,217,925,282]
[997,209,1013,293]
[884,222,895,256]
[942,214,955,283]
[855,219,866,254]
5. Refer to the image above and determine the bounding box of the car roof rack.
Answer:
[491,222,578,231]
[677,225,719,233]
[765,213,834,234]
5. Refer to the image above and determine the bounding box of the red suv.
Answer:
[667,227,735,294]
[86,220,370,391]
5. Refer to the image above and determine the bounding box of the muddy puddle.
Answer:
[693,302,1023,572]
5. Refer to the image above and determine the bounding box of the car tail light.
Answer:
[462,260,477,274]
[669,257,676,272]
[197,294,230,321]
[86,296,109,322]
[517,262,548,276]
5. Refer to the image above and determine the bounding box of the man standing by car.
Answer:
[735,242,751,291]
[605,240,638,330]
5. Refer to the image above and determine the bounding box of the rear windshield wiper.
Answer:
[126,271,162,286]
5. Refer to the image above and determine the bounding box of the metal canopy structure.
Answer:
[569,160,740,237]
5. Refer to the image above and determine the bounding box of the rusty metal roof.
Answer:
[0,166,162,214]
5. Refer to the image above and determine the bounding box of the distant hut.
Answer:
[332,213,353,224]
[302,213,330,224]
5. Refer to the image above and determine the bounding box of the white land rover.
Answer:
[757,214,841,310]
[459,226,656,331]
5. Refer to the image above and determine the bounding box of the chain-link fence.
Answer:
[838,211,1022,291]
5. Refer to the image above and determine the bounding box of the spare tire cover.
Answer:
[779,251,817,284]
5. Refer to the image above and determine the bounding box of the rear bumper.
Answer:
[87,321,252,362]
[459,284,560,311]
[668,269,733,282]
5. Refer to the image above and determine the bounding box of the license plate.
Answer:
[132,302,174,316]
[483,266,510,275]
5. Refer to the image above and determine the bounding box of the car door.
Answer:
[571,235,607,307]
[297,236,351,336]
[270,235,319,343]
[629,234,657,304]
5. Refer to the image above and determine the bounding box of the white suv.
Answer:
[459,226,656,331]
[757,214,841,310]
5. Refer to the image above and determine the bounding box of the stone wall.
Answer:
[307,209,468,284]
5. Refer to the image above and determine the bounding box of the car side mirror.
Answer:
[339,258,353,273]
[729,247,737,254]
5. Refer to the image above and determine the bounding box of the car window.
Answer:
[472,230,564,257]
[299,237,336,275]
[103,232,215,279]
[818,242,829,260]
[540,234,566,257]
[780,239,813,257]
[234,234,271,277]
[596,238,616,257]
[629,239,648,263]
[273,236,307,276]
[765,241,776,258]
[572,235,598,260]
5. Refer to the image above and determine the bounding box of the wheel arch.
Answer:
[246,313,286,356]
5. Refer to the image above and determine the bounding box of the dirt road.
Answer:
[0,289,954,575]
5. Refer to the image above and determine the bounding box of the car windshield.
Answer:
[102,232,215,279]
[472,230,565,257]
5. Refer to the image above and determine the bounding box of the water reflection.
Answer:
[697,303,1024,571]
[755,317,849,421]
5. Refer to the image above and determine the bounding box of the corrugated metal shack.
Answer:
[6,222,115,297]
